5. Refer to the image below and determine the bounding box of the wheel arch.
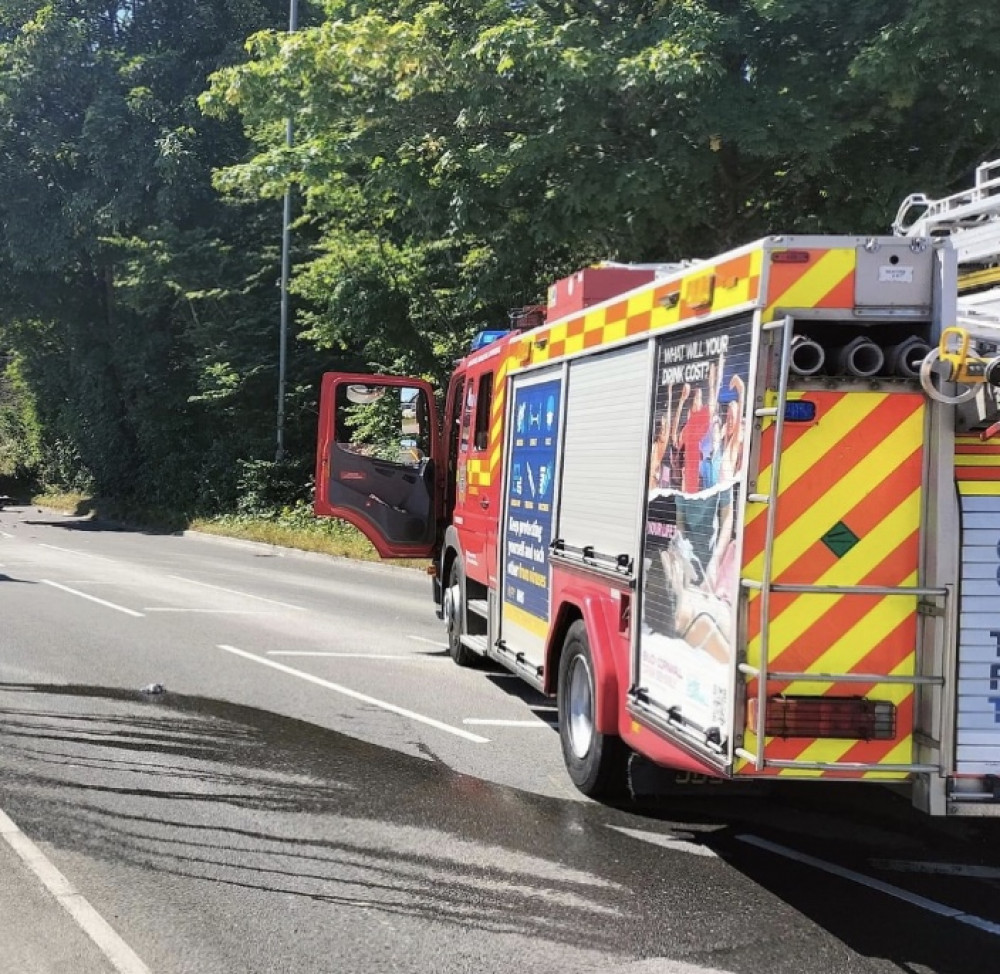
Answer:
[544,590,622,736]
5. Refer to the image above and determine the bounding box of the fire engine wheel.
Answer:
[557,621,629,800]
[445,562,479,668]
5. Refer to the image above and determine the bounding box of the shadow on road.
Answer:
[0,681,997,974]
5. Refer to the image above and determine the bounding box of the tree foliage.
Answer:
[3,0,1000,510]
[203,0,1000,381]
[0,0,328,510]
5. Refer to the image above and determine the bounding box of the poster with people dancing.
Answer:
[639,317,753,753]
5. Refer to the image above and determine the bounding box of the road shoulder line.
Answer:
[737,834,1000,936]
[0,808,153,974]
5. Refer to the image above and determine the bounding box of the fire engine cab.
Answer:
[316,162,1000,816]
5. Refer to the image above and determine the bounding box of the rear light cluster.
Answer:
[764,696,896,741]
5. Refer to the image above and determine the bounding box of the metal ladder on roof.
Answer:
[894,159,1000,280]
[734,316,947,775]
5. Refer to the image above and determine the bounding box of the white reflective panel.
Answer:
[955,493,1000,774]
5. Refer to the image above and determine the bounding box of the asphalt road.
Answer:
[1,505,999,974]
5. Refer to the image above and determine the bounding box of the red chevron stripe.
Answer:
[742,393,922,568]
[746,453,922,646]
[833,695,915,768]
[763,527,919,673]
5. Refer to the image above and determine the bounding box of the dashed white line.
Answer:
[168,575,304,610]
[738,835,1000,936]
[217,644,490,743]
[408,635,448,649]
[41,580,144,618]
[143,608,271,614]
[40,543,115,561]
[872,859,1000,879]
[462,718,552,727]
[0,531,14,539]
[0,808,152,973]
[267,651,447,660]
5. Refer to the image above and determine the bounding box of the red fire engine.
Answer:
[316,165,1000,816]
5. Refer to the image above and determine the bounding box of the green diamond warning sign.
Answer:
[821,521,860,558]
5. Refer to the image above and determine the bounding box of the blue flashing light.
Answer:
[784,400,817,423]
[470,329,512,351]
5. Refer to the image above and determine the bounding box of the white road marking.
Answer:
[872,859,1000,879]
[1,531,14,539]
[41,580,144,618]
[218,644,490,743]
[267,651,447,660]
[738,835,1000,936]
[40,543,114,561]
[0,808,152,974]
[143,608,272,614]
[462,718,552,727]
[609,825,719,858]
[169,575,304,610]
[408,635,448,649]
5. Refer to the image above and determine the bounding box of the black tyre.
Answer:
[557,620,630,799]
[445,561,479,667]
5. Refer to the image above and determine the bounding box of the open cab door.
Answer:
[315,373,441,558]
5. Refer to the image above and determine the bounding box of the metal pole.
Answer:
[276,0,299,463]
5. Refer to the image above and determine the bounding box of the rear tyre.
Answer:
[557,620,630,799]
[445,561,479,668]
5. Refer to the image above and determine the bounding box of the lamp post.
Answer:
[276,0,299,463]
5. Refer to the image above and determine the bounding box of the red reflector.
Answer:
[764,696,896,740]
[771,250,811,264]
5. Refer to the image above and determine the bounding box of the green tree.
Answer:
[0,0,323,511]
[205,0,1000,383]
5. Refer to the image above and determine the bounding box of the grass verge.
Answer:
[30,493,426,568]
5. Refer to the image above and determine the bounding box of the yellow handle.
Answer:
[939,326,970,359]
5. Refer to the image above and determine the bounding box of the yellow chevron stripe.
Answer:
[746,393,889,528]
[775,738,855,778]
[779,574,917,695]
[862,733,914,781]
[744,408,924,581]
[765,248,855,319]
[747,491,922,665]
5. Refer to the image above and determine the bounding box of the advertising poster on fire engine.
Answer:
[640,317,753,753]
[503,377,562,628]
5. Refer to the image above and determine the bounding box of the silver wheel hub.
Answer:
[445,583,461,640]
[567,654,594,760]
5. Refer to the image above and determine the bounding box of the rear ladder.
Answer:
[735,316,948,778]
